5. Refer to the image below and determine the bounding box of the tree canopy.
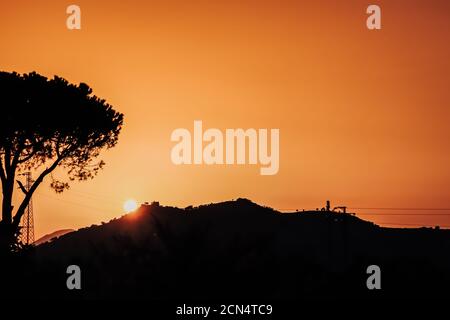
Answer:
[0,71,123,250]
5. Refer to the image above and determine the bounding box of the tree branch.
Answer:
[11,137,25,170]
[0,156,6,185]
[4,144,11,175]
[17,150,38,164]
[12,156,64,229]
[16,180,28,195]
[18,137,45,163]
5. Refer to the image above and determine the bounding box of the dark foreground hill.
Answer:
[5,199,450,299]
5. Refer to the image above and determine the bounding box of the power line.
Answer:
[357,213,450,216]
[378,222,450,228]
[36,192,118,213]
[33,192,450,229]
[69,187,123,201]
[349,207,450,211]
[278,204,450,229]
[69,188,120,199]
[280,208,450,214]
[64,189,122,204]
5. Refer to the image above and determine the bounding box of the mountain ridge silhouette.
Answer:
[14,198,450,299]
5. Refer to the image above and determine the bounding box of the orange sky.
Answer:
[1,0,450,237]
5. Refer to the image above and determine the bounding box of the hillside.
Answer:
[34,229,75,246]
[10,198,450,299]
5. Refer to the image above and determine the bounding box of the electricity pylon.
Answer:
[19,172,34,245]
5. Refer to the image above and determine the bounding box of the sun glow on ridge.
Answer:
[123,199,138,213]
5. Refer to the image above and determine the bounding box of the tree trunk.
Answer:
[0,178,15,254]
[1,180,13,225]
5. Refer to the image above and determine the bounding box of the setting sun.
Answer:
[123,199,138,213]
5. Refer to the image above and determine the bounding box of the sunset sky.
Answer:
[1,0,449,238]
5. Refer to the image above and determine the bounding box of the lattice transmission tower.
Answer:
[19,172,34,245]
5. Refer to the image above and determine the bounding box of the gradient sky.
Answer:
[1,0,449,238]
